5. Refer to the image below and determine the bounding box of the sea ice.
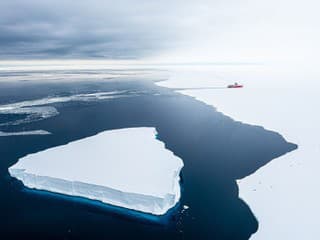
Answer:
[0,130,51,136]
[0,91,129,126]
[9,127,184,215]
[159,65,320,239]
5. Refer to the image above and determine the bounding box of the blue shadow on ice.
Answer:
[20,184,182,226]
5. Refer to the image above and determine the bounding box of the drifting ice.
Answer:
[0,130,51,137]
[9,127,184,215]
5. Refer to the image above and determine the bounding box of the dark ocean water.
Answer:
[0,74,297,240]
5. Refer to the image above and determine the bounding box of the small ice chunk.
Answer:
[0,130,51,136]
[183,205,189,210]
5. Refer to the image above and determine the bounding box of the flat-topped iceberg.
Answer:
[9,127,184,215]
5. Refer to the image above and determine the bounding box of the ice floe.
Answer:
[9,127,184,215]
[0,91,128,126]
[0,130,51,136]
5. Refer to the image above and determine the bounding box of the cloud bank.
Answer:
[0,0,319,62]
[0,1,204,59]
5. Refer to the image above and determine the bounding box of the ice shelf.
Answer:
[9,127,184,215]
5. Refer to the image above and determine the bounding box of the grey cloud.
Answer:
[0,0,205,59]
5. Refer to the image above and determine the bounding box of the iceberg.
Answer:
[9,127,184,215]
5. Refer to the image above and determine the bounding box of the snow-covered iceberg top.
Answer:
[9,127,184,215]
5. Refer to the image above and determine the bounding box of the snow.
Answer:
[158,65,320,239]
[9,127,184,215]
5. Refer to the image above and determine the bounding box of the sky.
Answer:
[0,0,319,63]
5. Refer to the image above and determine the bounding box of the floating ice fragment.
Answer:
[9,127,184,215]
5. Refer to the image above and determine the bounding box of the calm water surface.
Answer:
[0,71,297,239]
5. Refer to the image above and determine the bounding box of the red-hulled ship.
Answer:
[227,82,243,88]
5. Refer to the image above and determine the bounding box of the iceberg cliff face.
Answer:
[9,127,184,215]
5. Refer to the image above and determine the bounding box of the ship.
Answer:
[227,82,243,88]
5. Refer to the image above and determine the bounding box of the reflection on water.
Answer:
[0,72,297,240]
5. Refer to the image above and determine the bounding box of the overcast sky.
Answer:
[0,0,319,62]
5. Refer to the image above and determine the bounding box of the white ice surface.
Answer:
[158,65,320,239]
[0,91,128,126]
[0,130,51,136]
[9,127,184,215]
